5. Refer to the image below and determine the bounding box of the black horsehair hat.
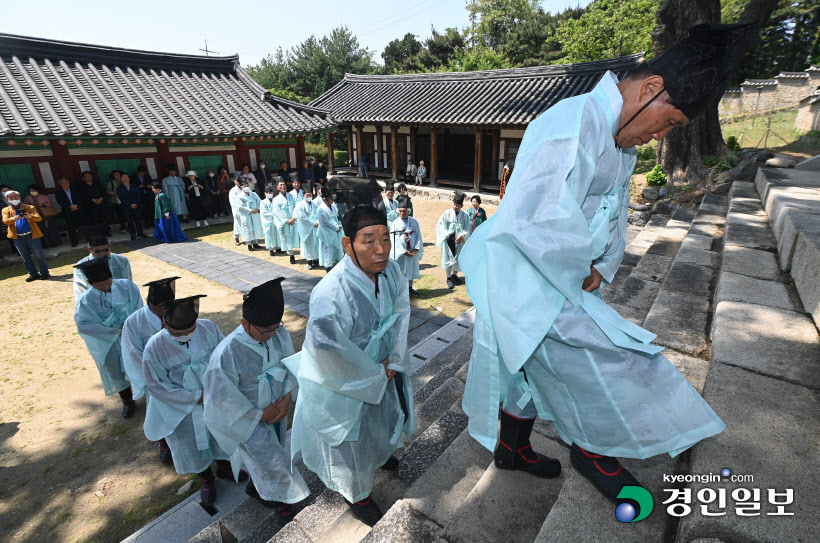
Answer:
[143,276,180,306]
[79,223,109,248]
[74,256,112,283]
[163,295,206,330]
[342,205,388,239]
[243,278,285,327]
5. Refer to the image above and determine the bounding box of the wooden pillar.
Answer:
[296,135,307,169]
[376,126,384,171]
[490,131,499,183]
[51,140,74,181]
[474,128,484,191]
[391,126,399,180]
[346,126,353,166]
[234,138,250,171]
[156,139,174,177]
[355,125,365,172]
[409,127,416,162]
[326,131,335,173]
[429,127,438,186]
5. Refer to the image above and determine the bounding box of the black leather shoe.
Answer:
[446,277,454,289]
[235,238,241,246]
[248,245,255,251]
[216,461,248,482]
[159,439,173,466]
[494,410,561,479]
[199,471,216,505]
[245,479,297,523]
[348,496,383,527]
[451,274,462,285]
[121,400,136,419]
[289,255,296,264]
[25,274,41,282]
[380,455,399,470]
[570,443,641,503]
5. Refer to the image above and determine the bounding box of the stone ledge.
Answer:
[714,271,801,314]
[791,231,820,328]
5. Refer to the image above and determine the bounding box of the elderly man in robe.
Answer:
[122,276,180,465]
[204,279,310,523]
[316,186,344,272]
[390,196,423,296]
[436,191,470,290]
[142,295,246,505]
[295,189,320,270]
[74,257,142,418]
[287,206,415,527]
[236,181,265,251]
[459,23,751,503]
[73,224,132,303]
[271,180,299,264]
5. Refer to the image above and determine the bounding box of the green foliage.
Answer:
[636,145,656,160]
[549,0,659,63]
[304,142,328,163]
[382,33,425,73]
[498,6,585,66]
[267,88,311,105]
[703,154,737,172]
[334,150,349,165]
[646,164,667,186]
[725,135,740,151]
[465,0,542,50]
[447,46,512,72]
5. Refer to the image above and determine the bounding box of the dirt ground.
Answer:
[190,196,497,318]
[0,246,307,543]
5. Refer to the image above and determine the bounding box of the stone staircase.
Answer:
[181,179,817,543]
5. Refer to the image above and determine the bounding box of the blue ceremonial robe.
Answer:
[162,175,188,216]
[295,199,319,261]
[73,253,132,303]
[316,202,343,268]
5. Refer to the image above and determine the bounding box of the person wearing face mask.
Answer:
[236,181,265,251]
[23,184,60,248]
[142,295,246,505]
[122,276,180,466]
[259,185,281,257]
[152,182,188,244]
[285,205,415,527]
[271,181,299,264]
[436,191,470,290]
[294,189,319,270]
[74,257,142,418]
[253,161,272,199]
[73,224,133,303]
[204,169,223,219]
[204,279,310,522]
[162,166,189,223]
[185,171,210,228]
[314,160,328,185]
[2,190,50,281]
[316,187,344,272]
[240,164,256,193]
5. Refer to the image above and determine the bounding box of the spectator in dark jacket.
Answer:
[203,168,223,218]
[134,165,154,229]
[81,171,108,234]
[277,161,291,185]
[117,173,147,240]
[298,160,314,184]
[253,160,273,198]
[314,160,328,185]
[55,177,84,247]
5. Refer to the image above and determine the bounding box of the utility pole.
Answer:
[199,40,219,57]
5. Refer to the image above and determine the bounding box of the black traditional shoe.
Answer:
[408,287,417,296]
[347,496,383,527]
[253,244,263,249]
[380,455,399,470]
[307,262,314,270]
[216,461,248,482]
[569,443,641,503]
[248,245,255,251]
[450,274,462,285]
[122,399,136,419]
[325,266,333,273]
[159,439,173,466]
[494,410,561,479]
[199,469,216,505]
[289,255,296,264]
[273,502,296,524]
[245,479,297,522]
[270,250,275,256]
[235,238,241,246]
[446,277,454,289]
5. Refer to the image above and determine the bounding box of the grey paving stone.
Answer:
[630,253,674,283]
[536,454,673,543]
[610,277,662,313]
[755,166,820,199]
[415,378,466,436]
[665,350,710,394]
[632,229,661,246]
[643,214,670,231]
[728,197,766,217]
[620,249,642,268]
[689,221,720,238]
[184,522,222,543]
[682,233,715,251]
[679,363,820,543]
[672,206,696,223]
[454,362,469,383]
[762,185,820,229]
[715,272,801,313]
[429,315,452,326]
[410,337,448,362]
[721,245,781,282]
[643,291,711,356]
[675,246,720,269]
[711,301,820,390]
[646,236,683,257]
[266,521,313,543]
[723,212,777,250]
[773,211,820,271]
[662,261,716,297]
[791,232,820,327]
[729,180,758,200]
[278,489,348,542]
[413,321,442,340]
[134,499,215,543]
[435,321,470,344]
[702,193,728,207]
[396,410,469,485]
[361,500,452,543]
[408,328,431,346]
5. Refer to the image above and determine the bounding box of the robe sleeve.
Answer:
[592,186,630,283]
[75,294,122,344]
[271,197,290,226]
[435,212,452,248]
[235,196,252,217]
[142,342,202,410]
[317,206,336,230]
[386,265,412,373]
[73,269,89,303]
[121,311,149,400]
[119,255,133,282]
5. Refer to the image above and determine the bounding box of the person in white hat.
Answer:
[185,170,210,228]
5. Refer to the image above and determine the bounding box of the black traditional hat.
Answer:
[320,186,333,199]
[647,22,754,120]
[163,295,206,330]
[396,195,410,209]
[453,191,466,205]
[74,256,112,283]
[342,204,387,238]
[243,278,285,327]
[143,276,180,306]
[79,224,109,248]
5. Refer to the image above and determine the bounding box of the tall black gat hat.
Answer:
[452,191,466,205]
[163,295,206,330]
[74,256,112,283]
[79,223,109,248]
[342,204,387,238]
[648,22,754,120]
[243,278,285,327]
[143,276,180,306]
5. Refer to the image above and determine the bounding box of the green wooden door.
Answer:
[95,159,142,184]
[187,155,224,177]
[259,148,286,169]
[0,163,36,194]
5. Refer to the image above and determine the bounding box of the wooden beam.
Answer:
[429,127,438,186]
[346,126,353,166]
[355,125,364,169]
[409,127,416,163]
[296,135,306,169]
[51,140,74,181]
[391,126,399,180]
[376,126,384,171]
[326,131,334,173]
[490,131,499,182]
[474,128,483,191]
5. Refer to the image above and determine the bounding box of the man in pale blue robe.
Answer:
[74,257,142,419]
[390,196,423,295]
[142,295,246,505]
[436,191,470,289]
[204,279,310,523]
[228,178,243,246]
[377,183,398,222]
[162,166,188,222]
[316,187,344,272]
[260,186,281,257]
[286,206,415,527]
[271,180,299,264]
[73,226,132,303]
[459,22,751,502]
[289,178,305,203]
[122,276,179,466]
[295,191,320,270]
[235,181,264,251]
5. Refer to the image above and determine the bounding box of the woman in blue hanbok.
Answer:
[235,182,264,251]
[151,183,187,243]
[316,187,344,272]
[436,191,470,289]
[295,191,320,269]
[271,180,299,264]
[284,206,415,527]
[390,196,423,295]
[162,166,188,221]
[74,257,142,418]
[458,22,750,503]
[204,279,309,521]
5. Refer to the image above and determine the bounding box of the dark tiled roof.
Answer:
[310,54,644,127]
[0,33,334,138]
[777,72,809,79]
[742,79,778,87]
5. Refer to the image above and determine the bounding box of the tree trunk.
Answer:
[653,0,780,185]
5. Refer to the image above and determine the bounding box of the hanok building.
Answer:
[0,33,335,196]
[310,53,643,191]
